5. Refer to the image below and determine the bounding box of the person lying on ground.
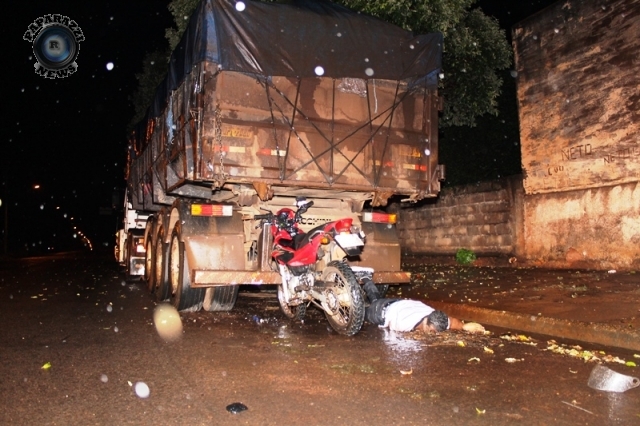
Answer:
[362,279,485,334]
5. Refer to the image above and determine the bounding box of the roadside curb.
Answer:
[429,301,640,352]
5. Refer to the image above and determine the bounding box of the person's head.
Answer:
[420,310,449,333]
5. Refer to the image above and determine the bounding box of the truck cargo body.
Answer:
[123,0,444,313]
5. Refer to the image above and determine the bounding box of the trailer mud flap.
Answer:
[192,271,281,287]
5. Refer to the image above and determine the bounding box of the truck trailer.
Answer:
[121,0,444,332]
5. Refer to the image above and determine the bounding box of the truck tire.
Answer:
[203,286,239,312]
[321,261,365,336]
[145,237,155,294]
[153,226,170,302]
[169,224,204,312]
[124,232,135,281]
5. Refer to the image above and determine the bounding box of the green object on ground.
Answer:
[456,248,476,265]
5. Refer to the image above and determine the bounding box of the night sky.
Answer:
[3,0,558,255]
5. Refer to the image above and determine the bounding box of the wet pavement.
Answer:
[0,252,639,425]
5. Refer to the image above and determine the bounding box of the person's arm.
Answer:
[448,317,464,330]
[449,317,485,333]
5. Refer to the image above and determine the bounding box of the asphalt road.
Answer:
[1,252,639,425]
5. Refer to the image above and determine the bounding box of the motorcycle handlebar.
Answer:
[297,201,314,215]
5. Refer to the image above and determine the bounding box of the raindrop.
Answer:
[134,381,150,398]
[106,62,114,71]
[336,32,342,37]
[424,148,431,156]
[438,73,445,79]
[510,70,518,78]
[100,374,108,383]
[409,44,415,49]
[114,326,119,332]
[21,88,24,92]
[110,16,114,21]
[554,28,559,33]
[183,15,188,20]
[533,35,538,40]
[235,1,246,11]
[365,68,374,76]
[314,66,325,76]
[106,305,113,313]
[150,61,155,65]
[364,58,369,62]
[40,205,44,210]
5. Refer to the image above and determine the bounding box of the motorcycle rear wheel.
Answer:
[321,261,365,336]
[277,284,307,321]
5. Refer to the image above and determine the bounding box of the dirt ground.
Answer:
[401,255,640,331]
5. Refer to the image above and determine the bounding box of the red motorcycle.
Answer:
[255,199,369,336]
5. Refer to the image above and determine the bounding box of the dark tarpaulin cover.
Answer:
[135,0,442,141]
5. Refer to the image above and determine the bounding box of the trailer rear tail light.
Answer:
[362,212,397,224]
[133,237,146,255]
[191,204,233,217]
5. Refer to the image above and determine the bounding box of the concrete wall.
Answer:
[398,176,640,270]
[524,180,640,270]
[513,0,640,195]
[397,176,524,257]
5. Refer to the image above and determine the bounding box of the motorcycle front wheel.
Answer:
[321,261,365,336]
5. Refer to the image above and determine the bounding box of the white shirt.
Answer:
[382,300,435,332]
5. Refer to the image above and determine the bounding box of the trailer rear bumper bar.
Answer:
[191,270,410,287]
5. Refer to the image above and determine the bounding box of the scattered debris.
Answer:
[483,346,494,354]
[475,407,486,414]
[400,368,413,375]
[457,340,466,347]
[500,333,537,346]
[226,402,248,414]
[468,357,481,363]
[505,358,524,363]
[546,340,631,365]
[41,362,52,370]
[561,400,593,415]
[587,364,640,393]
